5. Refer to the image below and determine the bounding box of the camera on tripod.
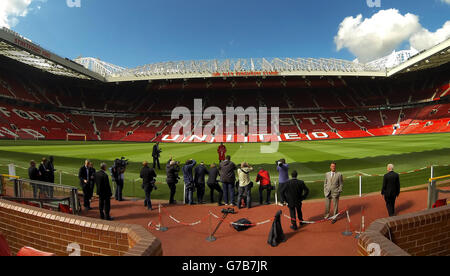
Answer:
[221,208,236,214]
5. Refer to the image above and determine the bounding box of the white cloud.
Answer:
[0,0,38,28]
[410,21,450,51]
[334,9,421,63]
[442,0,450,5]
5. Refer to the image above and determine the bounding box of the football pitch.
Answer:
[0,133,449,201]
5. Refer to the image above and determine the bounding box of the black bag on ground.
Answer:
[268,210,286,247]
[233,218,252,232]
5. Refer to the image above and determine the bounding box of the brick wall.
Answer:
[0,199,162,256]
[358,205,450,256]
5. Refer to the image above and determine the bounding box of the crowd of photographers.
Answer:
[25,142,401,228]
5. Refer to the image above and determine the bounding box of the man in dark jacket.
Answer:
[152,142,162,170]
[182,159,197,205]
[219,156,237,206]
[95,163,113,221]
[166,157,180,204]
[207,163,223,206]
[382,164,401,217]
[194,162,209,204]
[140,161,157,210]
[78,160,93,210]
[28,160,41,198]
[280,171,310,230]
[88,162,96,204]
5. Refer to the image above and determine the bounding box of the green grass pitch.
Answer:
[0,133,449,202]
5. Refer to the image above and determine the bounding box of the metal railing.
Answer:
[427,175,450,209]
[0,175,81,215]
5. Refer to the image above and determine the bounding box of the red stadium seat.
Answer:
[17,247,55,256]
[432,199,448,209]
[0,234,11,256]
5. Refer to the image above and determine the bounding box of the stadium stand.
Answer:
[0,48,448,143]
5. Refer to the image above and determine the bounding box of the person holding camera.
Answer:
[152,142,162,170]
[219,156,237,206]
[95,163,113,221]
[194,162,209,204]
[140,161,157,211]
[182,159,197,205]
[256,168,272,205]
[276,159,289,206]
[207,163,224,206]
[237,162,254,209]
[112,158,127,202]
[280,171,309,230]
[166,157,180,205]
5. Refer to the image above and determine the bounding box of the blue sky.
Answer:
[3,0,450,67]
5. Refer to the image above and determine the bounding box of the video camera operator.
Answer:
[111,157,128,202]
[166,157,180,205]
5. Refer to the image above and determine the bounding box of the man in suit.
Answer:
[140,161,157,210]
[88,162,96,206]
[28,160,41,198]
[95,163,113,221]
[152,142,162,170]
[324,162,344,224]
[194,162,209,204]
[207,163,223,206]
[182,159,197,205]
[39,157,52,198]
[78,160,93,210]
[46,156,56,198]
[281,171,309,230]
[382,164,401,217]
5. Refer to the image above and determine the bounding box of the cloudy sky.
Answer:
[1,0,449,67]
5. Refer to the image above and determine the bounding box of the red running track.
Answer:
[82,188,448,256]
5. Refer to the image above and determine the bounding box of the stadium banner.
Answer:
[160,133,329,143]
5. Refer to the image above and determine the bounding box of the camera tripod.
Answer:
[206,208,236,242]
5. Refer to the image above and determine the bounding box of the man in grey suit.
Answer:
[324,162,344,224]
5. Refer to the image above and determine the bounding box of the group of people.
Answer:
[77,160,114,221]
[27,156,55,198]
[24,142,401,225]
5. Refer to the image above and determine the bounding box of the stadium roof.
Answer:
[0,28,105,81]
[0,27,449,83]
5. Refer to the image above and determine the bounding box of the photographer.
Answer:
[182,159,197,205]
[207,163,223,206]
[112,157,128,202]
[152,142,162,170]
[237,162,254,209]
[219,156,237,206]
[140,161,157,211]
[256,168,272,205]
[166,157,180,205]
[276,159,289,206]
[194,162,209,204]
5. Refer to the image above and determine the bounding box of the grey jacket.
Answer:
[324,171,344,198]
